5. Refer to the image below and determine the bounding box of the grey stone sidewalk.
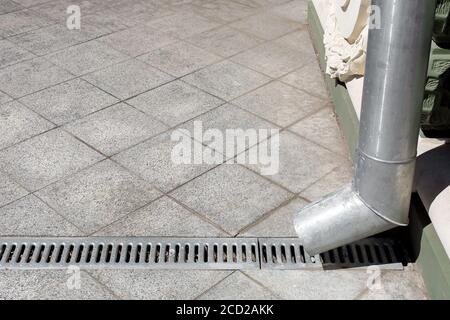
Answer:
[0,0,428,299]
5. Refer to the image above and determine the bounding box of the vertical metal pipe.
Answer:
[294,0,436,254]
[355,0,436,225]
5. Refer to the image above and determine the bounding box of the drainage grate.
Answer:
[0,237,408,270]
[259,238,407,270]
[320,238,407,270]
[0,238,260,270]
[259,238,322,270]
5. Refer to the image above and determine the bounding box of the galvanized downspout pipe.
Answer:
[294,0,436,255]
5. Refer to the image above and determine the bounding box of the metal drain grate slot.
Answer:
[0,238,260,270]
[320,238,407,270]
[259,238,322,270]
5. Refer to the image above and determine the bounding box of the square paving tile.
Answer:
[64,103,168,156]
[0,91,12,105]
[32,0,102,23]
[89,269,230,299]
[230,12,301,40]
[95,196,226,237]
[36,159,162,234]
[231,41,311,78]
[179,104,279,159]
[0,57,73,98]
[112,130,217,192]
[0,194,80,236]
[0,101,55,150]
[0,9,52,37]
[19,78,119,125]
[72,20,122,40]
[288,107,348,155]
[356,270,429,300]
[98,25,177,57]
[109,1,174,27]
[0,270,117,300]
[280,62,329,99]
[182,60,271,101]
[0,1,22,14]
[82,10,129,34]
[46,40,128,76]
[0,39,36,68]
[271,0,308,24]
[244,270,370,300]
[127,80,224,127]
[139,41,221,77]
[161,1,201,11]
[246,131,342,193]
[233,81,326,127]
[11,0,50,7]
[0,270,116,300]
[198,272,279,300]
[186,26,264,58]
[275,29,316,58]
[0,129,104,191]
[239,197,307,237]
[193,0,259,23]
[147,12,220,39]
[9,24,93,56]
[83,59,173,100]
[299,165,353,201]
[0,174,28,208]
[236,0,292,7]
[170,164,292,235]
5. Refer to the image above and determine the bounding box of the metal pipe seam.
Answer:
[357,149,417,165]
[354,153,416,225]
[353,188,408,227]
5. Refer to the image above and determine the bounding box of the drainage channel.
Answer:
[0,237,408,270]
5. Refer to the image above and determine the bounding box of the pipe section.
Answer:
[295,0,436,254]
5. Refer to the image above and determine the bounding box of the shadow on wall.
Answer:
[415,143,450,207]
[409,143,450,262]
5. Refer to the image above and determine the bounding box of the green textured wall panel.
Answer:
[425,0,450,137]
[422,42,450,137]
[434,0,450,45]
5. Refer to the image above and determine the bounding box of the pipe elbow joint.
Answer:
[294,184,398,255]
